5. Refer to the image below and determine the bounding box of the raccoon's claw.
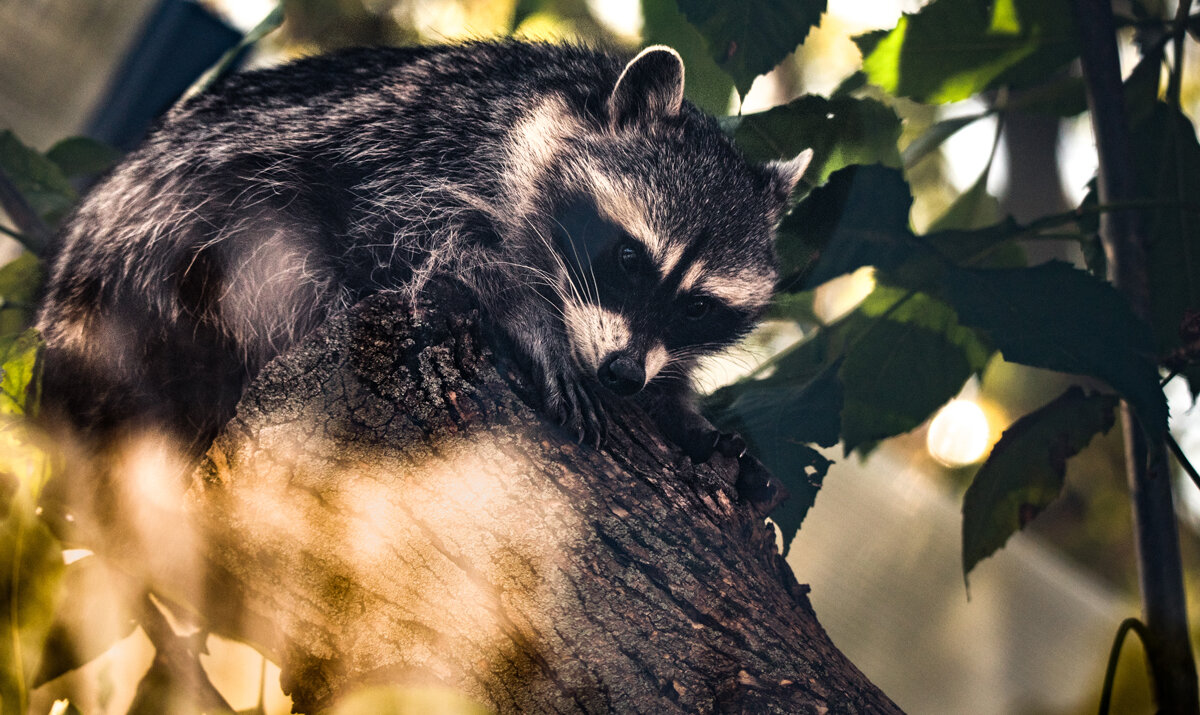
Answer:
[681,429,746,463]
[542,374,606,447]
[735,452,789,516]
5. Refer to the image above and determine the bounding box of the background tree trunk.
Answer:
[167,286,900,713]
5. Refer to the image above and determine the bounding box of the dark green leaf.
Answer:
[732,95,903,185]
[838,286,992,452]
[705,358,841,549]
[775,165,914,291]
[44,137,122,179]
[35,557,140,686]
[944,261,1166,435]
[962,387,1118,579]
[675,0,827,99]
[642,0,735,114]
[0,131,76,224]
[1124,104,1200,398]
[854,0,1079,104]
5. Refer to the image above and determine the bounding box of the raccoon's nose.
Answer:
[598,354,645,396]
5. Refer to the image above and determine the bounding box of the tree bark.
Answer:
[171,286,899,713]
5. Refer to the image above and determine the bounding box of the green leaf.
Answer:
[0,254,43,339]
[854,0,1079,104]
[731,95,903,186]
[0,131,76,224]
[642,0,735,114]
[35,557,139,686]
[44,137,122,179]
[0,329,42,419]
[774,165,914,291]
[838,286,992,452]
[962,386,1118,580]
[944,261,1166,435]
[675,0,827,99]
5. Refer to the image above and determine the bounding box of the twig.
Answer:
[1167,432,1200,492]
[1099,617,1151,715]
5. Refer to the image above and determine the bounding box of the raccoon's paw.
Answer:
[680,429,747,464]
[542,373,607,447]
[735,452,789,516]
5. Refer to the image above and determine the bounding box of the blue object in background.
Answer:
[87,0,241,150]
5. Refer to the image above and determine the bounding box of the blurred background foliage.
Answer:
[1,0,1200,713]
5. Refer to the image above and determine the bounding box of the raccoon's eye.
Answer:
[617,240,644,273]
[684,296,712,320]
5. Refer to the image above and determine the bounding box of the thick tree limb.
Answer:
[166,287,900,713]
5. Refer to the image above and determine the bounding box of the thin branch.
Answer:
[1166,432,1200,492]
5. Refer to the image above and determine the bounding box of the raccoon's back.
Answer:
[35,41,624,451]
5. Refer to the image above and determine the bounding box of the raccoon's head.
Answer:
[539,46,812,396]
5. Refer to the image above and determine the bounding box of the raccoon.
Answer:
[37,41,811,473]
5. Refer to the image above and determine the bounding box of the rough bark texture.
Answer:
[183,286,900,714]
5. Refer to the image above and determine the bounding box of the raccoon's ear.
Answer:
[609,46,685,130]
[764,148,815,203]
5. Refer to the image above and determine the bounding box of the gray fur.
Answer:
[37,41,807,456]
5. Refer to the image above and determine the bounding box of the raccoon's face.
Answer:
[543,46,812,397]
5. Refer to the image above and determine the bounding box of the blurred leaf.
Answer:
[35,557,139,686]
[44,138,122,179]
[944,261,1166,436]
[0,473,64,712]
[731,95,903,185]
[330,685,492,715]
[902,112,988,168]
[675,0,827,99]
[855,0,1079,104]
[0,131,76,224]
[962,386,1118,580]
[927,164,1001,232]
[839,286,992,453]
[774,165,914,291]
[642,0,734,114]
[0,253,44,338]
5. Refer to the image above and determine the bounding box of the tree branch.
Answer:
[143,287,899,713]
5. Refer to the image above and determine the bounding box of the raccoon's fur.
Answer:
[37,41,811,464]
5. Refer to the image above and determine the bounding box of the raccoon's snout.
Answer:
[598,353,645,396]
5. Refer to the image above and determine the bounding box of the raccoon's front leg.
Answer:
[638,380,743,463]
[639,382,787,515]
